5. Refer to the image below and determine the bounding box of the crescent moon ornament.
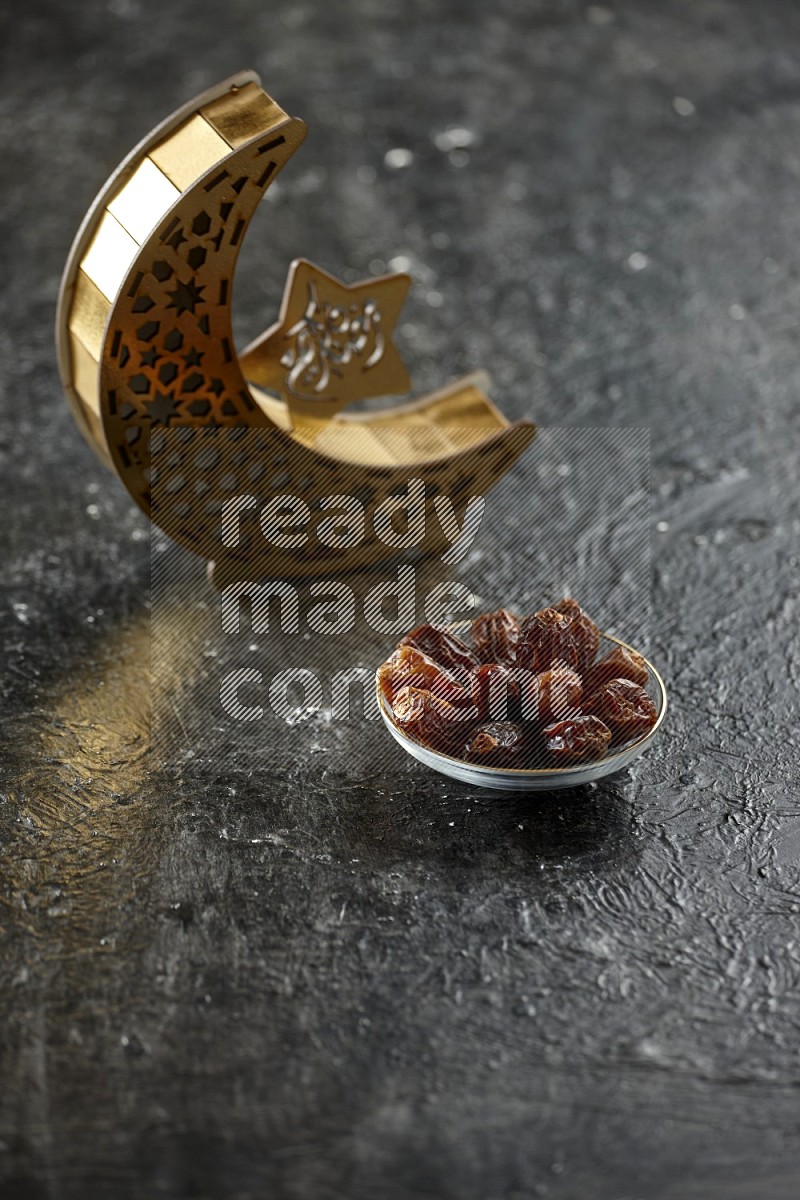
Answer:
[56,71,536,582]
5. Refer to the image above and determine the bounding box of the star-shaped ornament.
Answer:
[240,258,412,419]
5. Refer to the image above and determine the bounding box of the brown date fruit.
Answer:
[470,662,522,721]
[471,608,520,665]
[463,721,528,766]
[583,678,657,743]
[543,715,612,763]
[378,645,471,708]
[583,645,648,694]
[555,597,599,671]
[535,665,582,724]
[517,607,579,673]
[400,623,478,676]
[391,685,470,752]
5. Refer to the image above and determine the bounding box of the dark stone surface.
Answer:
[2,1,800,1197]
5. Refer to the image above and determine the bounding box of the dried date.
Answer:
[463,721,528,767]
[391,685,469,751]
[543,714,612,763]
[555,597,599,671]
[517,607,579,672]
[534,665,582,724]
[470,662,522,721]
[583,645,648,694]
[471,608,520,665]
[583,678,657,743]
[400,623,478,676]
[378,644,471,707]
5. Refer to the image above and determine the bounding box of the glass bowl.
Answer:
[376,630,667,792]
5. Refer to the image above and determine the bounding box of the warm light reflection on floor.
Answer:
[3,609,174,968]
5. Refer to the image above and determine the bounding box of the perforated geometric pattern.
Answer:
[63,78,535,579]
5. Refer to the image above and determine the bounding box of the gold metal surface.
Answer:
[292,372,508,465]
[80,210,139,303]
[56,73,536,579]
[150,113,230,190]
[68,270,110,360]
[202,82,290,146]
[107,157,181,243]
[69,334,101,415]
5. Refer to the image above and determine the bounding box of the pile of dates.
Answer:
[377,599,658,768]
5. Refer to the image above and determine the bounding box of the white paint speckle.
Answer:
[673,96,696,117]
[388,254,412,273]
[627,251,649,272]
[433,126,476,152]
[13,602,29,624]
[384,147,414,170]
[729,303,746,321]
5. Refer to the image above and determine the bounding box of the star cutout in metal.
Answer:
[145,391,180,425]
[239,258,412,419]
[167,277,205,316]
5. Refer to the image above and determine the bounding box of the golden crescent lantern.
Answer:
[56,71,536,582]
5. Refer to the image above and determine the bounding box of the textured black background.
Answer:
[2,1,800,1198]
